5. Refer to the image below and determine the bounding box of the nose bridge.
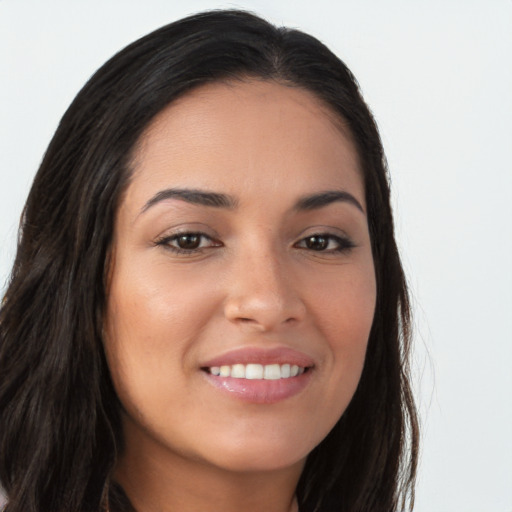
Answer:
[223,236,305,330]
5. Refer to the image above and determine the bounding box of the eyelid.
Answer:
[154,229,222,254]
[293,229,356,253]
[153,222,220,242]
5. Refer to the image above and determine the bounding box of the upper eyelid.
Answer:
[155,224,219,240]
[294,228,353,242]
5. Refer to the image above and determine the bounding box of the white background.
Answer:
[1,1,511,511]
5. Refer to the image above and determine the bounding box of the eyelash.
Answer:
[155,232,355,255]
[155,233,221,254]
[294,234,355,253]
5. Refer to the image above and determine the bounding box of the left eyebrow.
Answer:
[294,190,365,214]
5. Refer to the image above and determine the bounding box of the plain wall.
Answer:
[1,1,511,510]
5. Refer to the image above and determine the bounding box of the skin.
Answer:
[104,80,377,512]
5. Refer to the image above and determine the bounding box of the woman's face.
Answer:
[105,80,376,475]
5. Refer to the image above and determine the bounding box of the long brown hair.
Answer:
[0,10,418,512]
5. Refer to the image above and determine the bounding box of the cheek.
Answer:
[306,261,376,412]
[310,259,376,347]
[103,264,214,408]
[103,255,234,395]
[105,259,219,349]
[103,279,217,455]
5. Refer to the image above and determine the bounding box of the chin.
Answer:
[207,446,308,474]
[195,427,319,474]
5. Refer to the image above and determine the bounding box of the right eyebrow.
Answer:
[140,188,238,214]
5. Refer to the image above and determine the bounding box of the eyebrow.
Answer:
[140,187,364,215]
[295,190,365,213]
[141,188,238,213]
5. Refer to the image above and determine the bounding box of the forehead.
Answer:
[141,79,353,141]
[127,80,364,208]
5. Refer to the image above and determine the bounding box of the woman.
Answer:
[0,10,418,512]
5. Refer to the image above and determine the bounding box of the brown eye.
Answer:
[155,232,222,254]
[304,235,328,251]
[295,233,355,253]
[176,234,201,250]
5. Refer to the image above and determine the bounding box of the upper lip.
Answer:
[201,346,315,369]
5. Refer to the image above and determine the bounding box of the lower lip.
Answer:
[202,370,312,404]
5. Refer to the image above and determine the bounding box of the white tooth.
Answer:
[281,364,291,378]
[245,364,264,379]
[219,365,231,377]
[264,364,281,380]
[210,366,221,376]
[290,365,299,377]
[298,367,305,375]
[231,364,246,378]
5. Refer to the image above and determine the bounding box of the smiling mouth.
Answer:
[202,363,309,380]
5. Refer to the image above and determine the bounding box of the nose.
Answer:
[223,246,306,331]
